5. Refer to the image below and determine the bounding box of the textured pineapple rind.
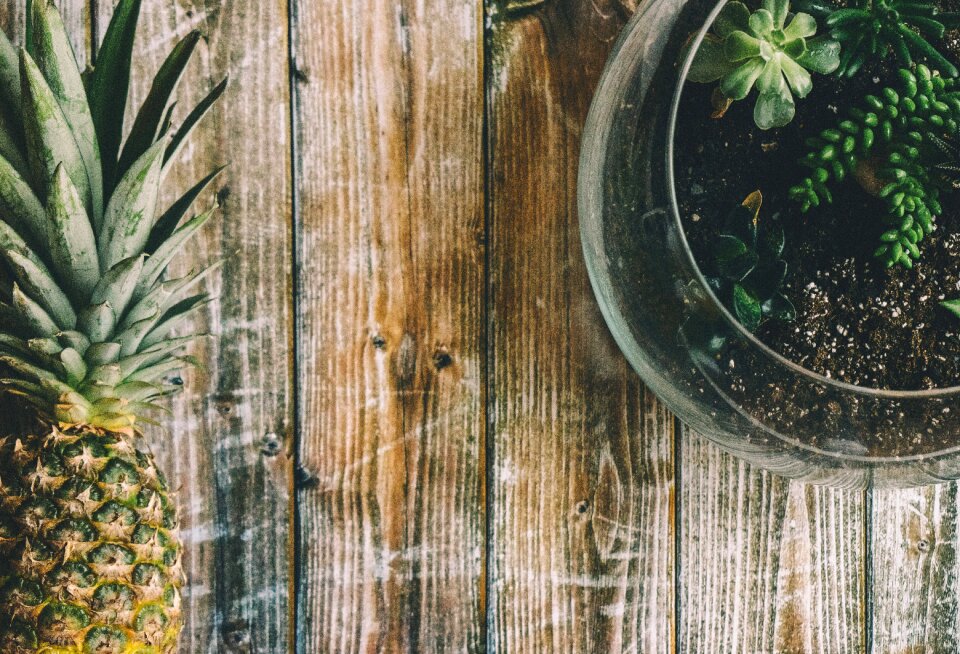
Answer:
[0,424,183,654]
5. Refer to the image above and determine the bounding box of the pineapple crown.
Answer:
[0,0,227,434]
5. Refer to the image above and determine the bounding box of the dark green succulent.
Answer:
[707,191,796,331]
[789,66,960,268]
[688,0,841,129]
[928,132,960,187]
[797,0,960,77]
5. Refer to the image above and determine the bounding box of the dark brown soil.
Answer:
[676,34,960,391]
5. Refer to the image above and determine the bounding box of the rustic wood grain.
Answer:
[870,484,960,653]
[291,0,486,650]
[486,2,676,652]
[94,1,295,652]
[679,430,866,654]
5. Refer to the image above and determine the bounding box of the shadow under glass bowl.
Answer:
[579,0,960,488]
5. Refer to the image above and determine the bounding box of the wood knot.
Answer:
[371,334,387,350]
[433,347,453,371]
[575,500,590,515]
[222,620,251,650]
[918,539,931,553]
[296,466,319,490]
[260,432,282,457]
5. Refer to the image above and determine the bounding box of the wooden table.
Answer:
[11,0,959,652]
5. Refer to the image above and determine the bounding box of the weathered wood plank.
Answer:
[870,484,960,652]
[292,0,486,650]
[486,3,676,652]
[679,431,865,654]
[94,2,295,651]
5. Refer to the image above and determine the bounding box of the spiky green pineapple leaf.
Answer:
[141,294,210,349]
[12,283,59,337]
[136,204,217,300]
[77,302,116,344]
[45,164,100,304]
[165,78,228,169]
[99,138,166,271]
[0,33,23,130]
[83,341,120,366]
[20,48,90,210]
[88,0,142,193]
[118,31,202,178]
[0,111,29,180]
[3,250,76,330]
[148,166,225,254]
[0,154,46,247]
[89,256,144,322]
[29,0,103,224]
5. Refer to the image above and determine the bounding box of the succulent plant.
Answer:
[797,0,960,77]
[789,66,960,268]
[928,132,960,187]
[707,191,796,331]
[688,0,841,129]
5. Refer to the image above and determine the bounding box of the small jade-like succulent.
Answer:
[707,191,796,331]
[688,0,841,129]
[797,0,960,78]
[789,66,960,268]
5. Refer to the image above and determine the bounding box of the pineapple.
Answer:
[0,1,227,651]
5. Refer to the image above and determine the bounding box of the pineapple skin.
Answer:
[0,424,183,653]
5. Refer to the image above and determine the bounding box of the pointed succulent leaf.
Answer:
[725,31,762,61]
[136,204,217,300]
[4,250,76,330]
[783,12,818,40]
[781,55,813,98]
[118,30,202,177]
[762,0,789,28]
[754,88,795,129]
[714,1,752,37]
[147,166,225,254]
[749,9,776,36]
[30,0,103,223]
[762,293,797,320]
[756,57,783,95]
[20,49,90,209]
[721,58,765,100]
[100,138,167,271]
[760,223,785,258]
[46,165,100,303]
[78,303,116,344]
[688,35,739,83]
[88,0,142,193]
[942,298,960,319]
[165,78,228,169]
[733,284,763,331]
[797,36,840,75]
[11,284,59,337]
[89,256,145,321]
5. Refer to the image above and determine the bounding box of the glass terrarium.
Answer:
[579,0,960,487]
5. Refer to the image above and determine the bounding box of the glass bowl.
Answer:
[578,0,960,487]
